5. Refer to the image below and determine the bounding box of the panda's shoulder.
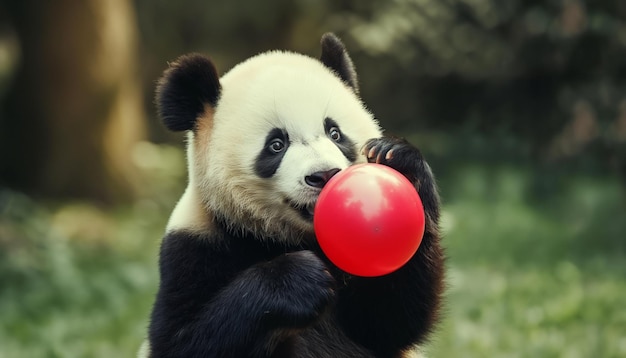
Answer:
[158,230,226,268]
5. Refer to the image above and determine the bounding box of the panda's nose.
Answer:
[305,168,341,189]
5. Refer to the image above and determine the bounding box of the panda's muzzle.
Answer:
[288,168,340,221]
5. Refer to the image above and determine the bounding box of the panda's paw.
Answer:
[263,250,335,328]
[362,137,441,233]
[362,137,423,183]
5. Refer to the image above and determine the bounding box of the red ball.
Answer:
[314,163,425,277]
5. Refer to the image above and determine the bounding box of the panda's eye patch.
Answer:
[329,127,341,142]
[324,117,357,163]
[324,118,344,143]
[255,128,289,178]
[269,139,285,153]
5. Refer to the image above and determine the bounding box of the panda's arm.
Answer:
[336,137,445,356]
[149,233,334,357]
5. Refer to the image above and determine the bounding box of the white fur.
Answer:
[182,51,382,242]
[137,340,150,358]
[164,131,214,234]
[165,184,212,233]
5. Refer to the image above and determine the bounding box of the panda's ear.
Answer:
[156,54,221,132]
[320,33,359,94]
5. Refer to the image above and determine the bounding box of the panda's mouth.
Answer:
[288,200,317,221]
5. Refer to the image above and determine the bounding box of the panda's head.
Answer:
[157,33,382,243]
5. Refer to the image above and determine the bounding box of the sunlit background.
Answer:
[1,1,625,357]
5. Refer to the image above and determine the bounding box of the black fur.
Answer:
[255,128,290,178]
[148,138,444,357]
[148,34,444,358]
[324,117,358,162]
[149,230,335,357]
[156,54,221,132]
[320,33,359,94]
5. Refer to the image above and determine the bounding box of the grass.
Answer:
[1,144,624,357]
[427,165,626,358]
[0,193,161,358]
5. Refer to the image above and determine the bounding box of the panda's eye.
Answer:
[269,139,285,153]
[329,127,342,142]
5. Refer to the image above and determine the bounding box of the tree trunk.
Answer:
[1,0,145,204]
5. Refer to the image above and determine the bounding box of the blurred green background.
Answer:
[1,0,625,357]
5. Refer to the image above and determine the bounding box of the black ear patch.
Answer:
[320,33,359,94]
[156,54,221,132]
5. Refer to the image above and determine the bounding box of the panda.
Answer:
[142,33,445,358]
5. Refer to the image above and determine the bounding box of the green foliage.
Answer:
[0,190,161,357]
[1,142,624,356]
[0,142,185,357]
[428,165,626,357]
[2,1,625,355]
